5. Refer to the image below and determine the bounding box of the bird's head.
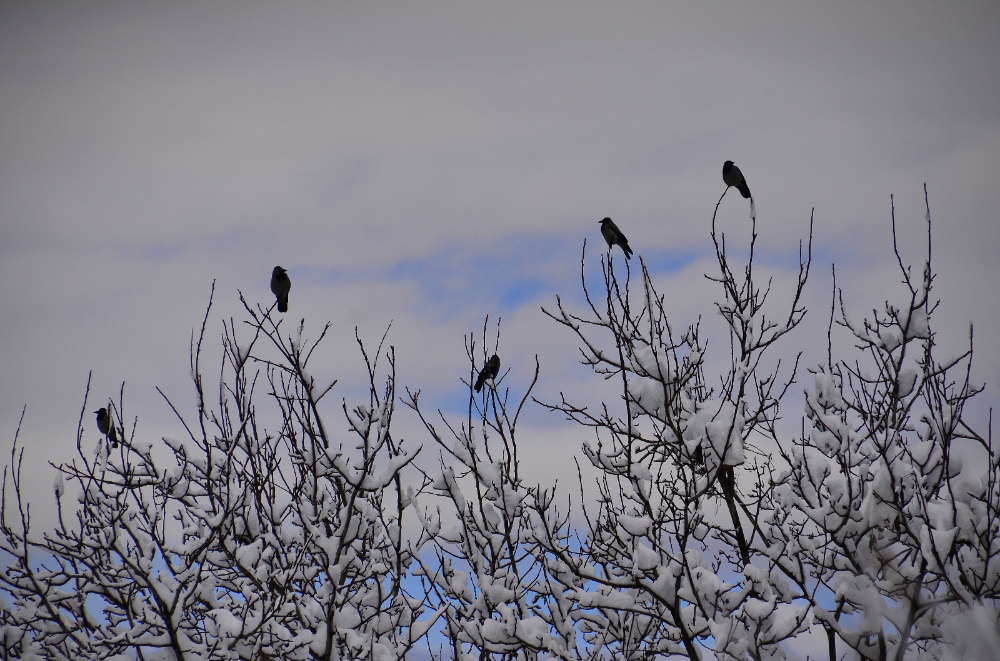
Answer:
[94,408,106,416]
[599,217,612,226]
[273,266,286,275]
[723,160,734,168]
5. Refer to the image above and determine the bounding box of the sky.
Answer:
[1,0,999,536]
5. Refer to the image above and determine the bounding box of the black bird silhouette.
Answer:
[599,218,633,258]
[722,161,752,199]
[718,465,750,565]
[474,354,501,393]
[271,266,291,313]
[94,407,119,448]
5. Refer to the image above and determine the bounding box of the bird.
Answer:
[599,218,633,258]
[270,266,291,313]
[722,161,752,199]
[474,354,501,393]
[718,465,750,564]
[94,407,119,448]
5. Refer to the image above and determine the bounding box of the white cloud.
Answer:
[1,0,997,548]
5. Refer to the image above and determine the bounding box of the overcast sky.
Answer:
[1,1,998,534]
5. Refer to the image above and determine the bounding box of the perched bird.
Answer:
[599,218,633,258]
[474,354,501,393]
[270,266,291,313]
[94,407,119,448]
[722,161,752,199]
[718,465,750,565]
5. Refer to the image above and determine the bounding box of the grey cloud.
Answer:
[1,0,998,554]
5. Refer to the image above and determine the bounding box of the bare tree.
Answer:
[767,187,999,661]
[529,195,814,659]
[404,321,584,660]
[0,287,435,660]
[2,186,995,661]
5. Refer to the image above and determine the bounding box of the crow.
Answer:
[271,266,291,313]
[474,354,501,393]
[599,217,633,258]
[722,161,752,199]
[94,407,119,448]
[718,465,750,564]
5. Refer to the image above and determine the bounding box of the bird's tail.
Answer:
[278,296,288,313]
[739,182,752,199]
